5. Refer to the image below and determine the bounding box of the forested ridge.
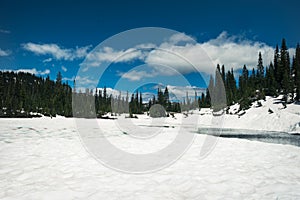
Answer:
[1,39,300,117]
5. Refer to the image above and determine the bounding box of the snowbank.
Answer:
[196,96,300,133]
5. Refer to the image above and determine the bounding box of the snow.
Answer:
[197,96,300,133]
[0,96,300,199]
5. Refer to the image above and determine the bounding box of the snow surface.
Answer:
[197,96,300,133]
[1,108,300,199]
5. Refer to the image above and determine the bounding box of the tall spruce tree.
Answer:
[265,62,277,96]
[280,39,291,101]
[257,52,264,90]
[295,44,300,101]
[274,44,280,90]
[221,65,226,82]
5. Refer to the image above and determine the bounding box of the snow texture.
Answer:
[0,96,300,199]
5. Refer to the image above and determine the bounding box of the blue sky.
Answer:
[0,0,299,98]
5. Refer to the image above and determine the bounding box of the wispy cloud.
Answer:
[73,75,99,88]
[43,58,52,63]
[84,47,145,68]
[1,68,50,75]
[0,48,11,56]
[22,43,92,61]
[168,32,195,44]
[118,70,158,81]
[0,29,10,34]
[61,66,67,72]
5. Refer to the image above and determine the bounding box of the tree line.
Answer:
[204,39,300,111]
[1,38,299,117]
[0,71,72,117]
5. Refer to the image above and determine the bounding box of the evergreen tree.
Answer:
[295,44,300,101]
[225,69,237,105]
[0,71,72,117]
[214,67,226,111]
[157,88,164,106]
[257,52,264,89]
[205,88,211,108]
[280,38,291,101]
[265,62,277,96]
[163,87,171,111]
[139,92,143,113]
[221,65,226,82]
[239,65,249,98]
[274,44,280,89]
[164,87,169,106]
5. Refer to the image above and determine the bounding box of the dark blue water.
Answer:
[197,128,300,147]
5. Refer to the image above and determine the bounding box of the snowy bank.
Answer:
[196,96,300,133]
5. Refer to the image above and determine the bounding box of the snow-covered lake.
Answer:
[1,117,300,199]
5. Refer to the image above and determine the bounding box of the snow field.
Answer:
[1,114,300,199]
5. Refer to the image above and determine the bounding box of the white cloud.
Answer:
[83,31,282,79]
[0,48,11,56]
[145,44,212,75]
[168,32,195,44]
[1,68,50,75]
[43,58,52,63]
[84,47,145,67]
[200,31,275,71]
[80,31,297,85]
[62,76,74,81]
[74,76,98,88]
[166,85,206,101]
[61,66,67,72]
[145,31,278,75]
[119,70,158,81]
[22,43,92,61]
[135,43,157,49]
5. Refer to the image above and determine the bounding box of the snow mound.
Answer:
[197,96,300,133]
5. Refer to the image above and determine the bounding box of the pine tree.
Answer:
[221,65,226,82]
[280,39,291,101]
[208,75,214,106]
[205,88,211,108]
[56,71,62,84]
[225,69,237,105]
[164,87,169,106]
[265,62,277,96]
[239,65,249,98]
[217,64,221,73]
[214,67,226,111]
[295,44,300,101]
[139,92,143,113]
[257,52,264,90]
[157,88,164,106]
[129,93,134,114]
[274,44,280,90]
[163,87,171,111]
[200,92,206,108]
